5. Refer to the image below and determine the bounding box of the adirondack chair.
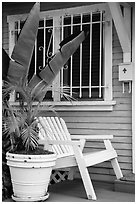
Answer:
[38,116,123,200]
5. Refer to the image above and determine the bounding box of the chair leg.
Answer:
[78,164,97,200]
[73,146,97,200]
[104,139,123,179]
[111,158,123,179]
[68,165,96,200]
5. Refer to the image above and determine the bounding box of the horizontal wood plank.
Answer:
[69,129,131,137]
[85,142,132,150]
[63,116,131,123]
[66,123,131,130]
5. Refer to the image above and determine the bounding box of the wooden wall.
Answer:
[2,2,132,182]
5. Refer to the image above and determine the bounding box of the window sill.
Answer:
[10,100,116,111]
[46,101,116,111]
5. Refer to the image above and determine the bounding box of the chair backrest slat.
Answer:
[60,118,75,154]
[50,117,70,153]
[47,117,66,154]
[38,117,74,156]
[38,117,61,154]
[44,117,63,155]
[59,118,74,154]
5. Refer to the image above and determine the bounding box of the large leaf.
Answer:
[29,30,89,101]
[8,2,40,84]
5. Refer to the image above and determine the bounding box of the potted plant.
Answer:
[3,80,57,202]
[2,2,88,202]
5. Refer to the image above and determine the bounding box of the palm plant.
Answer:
[3,80,40,153]
[2,80,75,153]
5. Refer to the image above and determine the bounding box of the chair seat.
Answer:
[84,149,117,167]
[54,149,117,169]
[54,154,76,169]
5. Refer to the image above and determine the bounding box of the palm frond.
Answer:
[2,106,20,137]
[20,122,39,151]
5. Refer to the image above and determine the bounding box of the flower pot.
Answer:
[6,152,57,202]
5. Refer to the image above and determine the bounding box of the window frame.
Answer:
[7,3,116,111]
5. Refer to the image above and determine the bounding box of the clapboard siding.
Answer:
[2,2,132,183]
[67,123,131,130]
[70,129,132,137]
[112,98,132,104]
[40,110,132,117]
[95,161,132,170]
[62,116,131,123]
[113,52,123,60]
[86,142,132,150]
[113,47,122,54]
[113,91,131,99]
[113,59,123,66]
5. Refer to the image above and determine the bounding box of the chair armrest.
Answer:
[39,139,82,147]
[71,135,113,140]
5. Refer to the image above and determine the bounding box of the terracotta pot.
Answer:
[6,152,57,202]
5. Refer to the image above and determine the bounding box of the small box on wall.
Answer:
[119,62,133,82]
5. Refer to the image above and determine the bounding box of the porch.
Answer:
[2,2,135,203]
[4,179,135,202]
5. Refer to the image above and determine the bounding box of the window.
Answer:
[7,3,115,110]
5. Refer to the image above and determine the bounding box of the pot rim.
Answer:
[6,151,57,161]
[6,151,57,168]
[6,151,56,157]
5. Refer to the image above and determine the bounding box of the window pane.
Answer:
[64,16,71,25]
[73,15,81,24]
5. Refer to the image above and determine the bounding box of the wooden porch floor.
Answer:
[4,179,135,202]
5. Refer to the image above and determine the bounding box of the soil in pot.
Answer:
[9,148,54,155]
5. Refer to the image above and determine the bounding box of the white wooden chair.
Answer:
[38,116,123,200]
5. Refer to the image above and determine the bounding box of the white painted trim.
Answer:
[123,5,131,62]
[108,2,131,54]
[10,100,116,111]
[7,3,108,22]
[103,7,112,101]
[124,6,131,41]
[52,16,60,102]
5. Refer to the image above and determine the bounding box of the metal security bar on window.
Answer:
[60,11,105,100]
